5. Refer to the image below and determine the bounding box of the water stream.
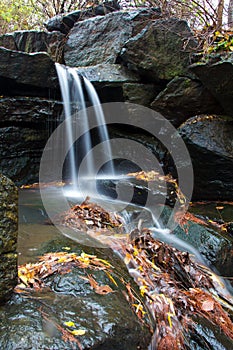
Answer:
[55,63,114,194]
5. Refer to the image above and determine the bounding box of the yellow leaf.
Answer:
[64,321,75,327]
[124,253,131,265]
[70,329,86,336]
[18,274,28,286]
[167,312,173,328]
[229,46,233,51]
[140,285,148,297]
[62,246,71,250]
[104,271,118,286]
[97,258,112,267]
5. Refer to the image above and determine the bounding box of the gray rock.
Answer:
[123,82,158,107]
[64,9,161,67]
[76,63,139,83]
[0,97,62,185]
[178,115,233,200]
[160,206,233,278]
[120,19,198,81]
[151,76,223,126]
[0,30,66,62]
[0,47,58,93]
[45,2,121,34]
[0,174,17,303]
[190,56,233,116]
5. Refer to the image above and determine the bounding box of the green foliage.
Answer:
[0,0,41,34]
[206,30,233,53]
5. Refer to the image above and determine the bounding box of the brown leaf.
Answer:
[200,299,214,312]
[95,285,114,295]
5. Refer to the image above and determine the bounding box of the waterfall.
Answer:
[55,63,114,193]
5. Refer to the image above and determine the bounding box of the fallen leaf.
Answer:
[200,299,214,312]
[64,321,75,327]
[124,253,131,265]
[70,329,86,336]
[95,285,114,295]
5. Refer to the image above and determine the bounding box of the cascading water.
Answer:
[55,63,114,194]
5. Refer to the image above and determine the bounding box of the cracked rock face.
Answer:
[0,173,18,303]
[0,97,62,185]
[179,115,233,201]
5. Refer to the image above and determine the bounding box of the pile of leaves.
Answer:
[55,196,124,233]
[118,229,233,349]
[17,251,115,292]
[15,228,233,349]
[16,251,118,350]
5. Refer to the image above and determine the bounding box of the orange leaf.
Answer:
[200,299,214,312]
[95,285,114,295]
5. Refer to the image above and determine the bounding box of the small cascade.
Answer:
[56,63,77,188]
[55,63,114,193]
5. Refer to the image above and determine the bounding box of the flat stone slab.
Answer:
[0,47,57,89]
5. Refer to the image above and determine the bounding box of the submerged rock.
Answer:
[179,115,233,201]
[0,174,17,303]
[120,19,197,81]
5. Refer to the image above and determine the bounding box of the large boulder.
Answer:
[45,2,121,34]
[160,206,233,279]
[0,236,151,349]
[0,97,62,185]
[0,174,17,303]
[151,76,223,126]
[178,115,233,200]
[64,8,161,67]
[120,18,198,82]
[190,55,233,116]
[0,48,58,96]
[0,31,65,62]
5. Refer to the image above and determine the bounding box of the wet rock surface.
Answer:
[158,205,233,280]
[0,236,151,350]
[0,174,17,303]
[179,115,233,201]
[190,56,233,116]
[0,97,62,185]
[120,18,197,81]
[0,47,58,96]
[151,76,223,126]
[123,82,158,107]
